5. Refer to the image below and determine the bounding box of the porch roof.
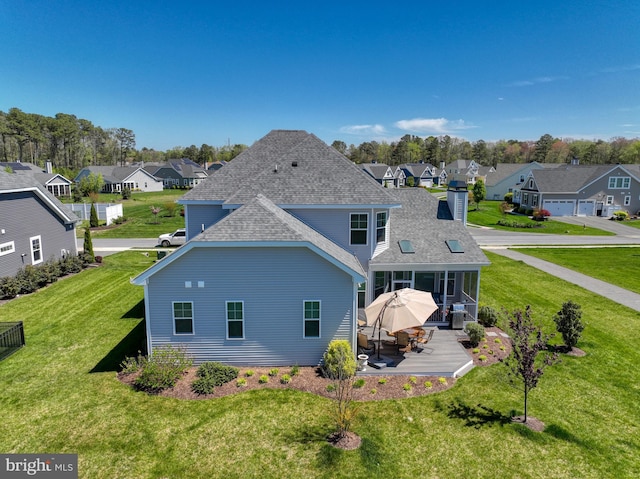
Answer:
[370,189,489,268]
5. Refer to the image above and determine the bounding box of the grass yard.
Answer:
[0,251,639,478]
[512,246,640,294]
[73,190,186,238]
[467,201,613,235]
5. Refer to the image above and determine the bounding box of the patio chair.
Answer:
[418,328,434,344]
[396,331,412,353]
[357,332,376,356]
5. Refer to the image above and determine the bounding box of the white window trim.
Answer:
[376,211,387,244]
[349,213,369,246]
[172,301,194,335]
[624,196,631,206]
[606,195,614,205]
[226,300,245,340]
[29,235,43,265]
[608,176,631,189]
[0,241,15,257]
[303,300,321,339]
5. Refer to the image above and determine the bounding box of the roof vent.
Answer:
[274,164,278,173]
[292,161,298,167]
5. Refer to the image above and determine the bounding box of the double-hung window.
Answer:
[376,212,387,243]
[226,301,244,339]
[350,213,368,245]
[173,302,194,334]
[303,300,320,338]
[30,235,42,265]
[0,241,15,257]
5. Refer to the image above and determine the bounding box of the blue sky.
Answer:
[2,1,639,150]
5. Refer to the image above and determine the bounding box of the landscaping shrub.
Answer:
[478,305,498,327]
[0,276,20,299]
[134,345,192,393]
[612,210,629,221]
[322,339,356,379]
[280,374,291,384]
[191,376,216,395]
[532,208,551,221]
[465,322,485,347]
[553,300,584,349]
[195,361,239,386]
[504,192,514,204]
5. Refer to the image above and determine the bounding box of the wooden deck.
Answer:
[356,326,473,378]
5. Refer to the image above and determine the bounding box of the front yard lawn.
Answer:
[468,201,613,235]
[0,251,638,478]
[513,246,640,294]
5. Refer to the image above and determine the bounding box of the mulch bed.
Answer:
[119,326,514,402]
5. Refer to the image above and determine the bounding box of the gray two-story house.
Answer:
[131,130,489,366]
[518,164,640,217]
[0,170,79,278]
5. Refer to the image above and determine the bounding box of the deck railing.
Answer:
[0,321,25,361]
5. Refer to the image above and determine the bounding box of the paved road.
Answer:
[87,216,640,312]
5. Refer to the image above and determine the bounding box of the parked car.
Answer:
[157,229,186,247]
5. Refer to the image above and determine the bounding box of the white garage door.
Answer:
[577,200,595,216]
[543,200,574,216]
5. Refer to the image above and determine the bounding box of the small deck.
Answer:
[357,326,473,378]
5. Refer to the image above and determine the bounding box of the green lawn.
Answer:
[513,246,640,294]
[0,251,638,478]
[468,201,613,235]
[72,190,187,238]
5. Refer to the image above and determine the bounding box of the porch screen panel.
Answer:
[414,272,435,293]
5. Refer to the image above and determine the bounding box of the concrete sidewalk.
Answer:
[489,248,640,313]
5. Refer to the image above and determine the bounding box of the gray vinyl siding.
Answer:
[288,207,388,269]
[0,192,76,277]
[185,204,228,239]
[145,246,356,365]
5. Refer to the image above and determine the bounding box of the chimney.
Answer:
[45,161,52,174]
[447,180,468,225]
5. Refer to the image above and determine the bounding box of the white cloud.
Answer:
[339,124,386,136]
[394,118,475,134]
[507,76,569,87]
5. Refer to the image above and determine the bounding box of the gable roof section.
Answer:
[370,188,489,267]
[131,194,366,285]
[0,170,78,224]
[526,165,623,193]
[180,130,399,208]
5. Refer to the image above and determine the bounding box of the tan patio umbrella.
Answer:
[364,288,439,360]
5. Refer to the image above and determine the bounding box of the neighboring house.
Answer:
[484,162,547,201]
[131,130,489,366]
[445,159,482,184]
[360,163,399,187]
[518,164,640,217]
[0,161,73,197]
[399,163,437,187]
[0,170,79,278]
[143,159,208,189]
[74,166,163,193]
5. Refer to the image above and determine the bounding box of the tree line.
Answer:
[333,133,640,166]
[2,108,639,180]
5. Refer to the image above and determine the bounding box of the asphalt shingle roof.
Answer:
[181,130,399,206]
[370,188,489,267]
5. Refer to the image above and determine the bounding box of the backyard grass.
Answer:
[467,201,613,235]
[72,190,186,238]
[0,251,638,478]
[512,246,640,294]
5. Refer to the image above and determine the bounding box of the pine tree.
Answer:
[83,228,95,263]
[89,203,99,228]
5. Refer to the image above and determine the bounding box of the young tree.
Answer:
[472,179,486,210]
[553,300,584,350]
[323,340,359,446]
[150,205,161,224]
[89,202,99,228]
[505,306,559,424]
[83,228,95,263]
